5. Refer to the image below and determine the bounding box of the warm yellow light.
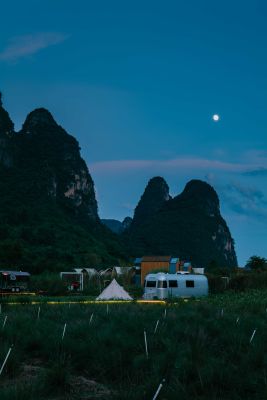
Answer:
[5,299,167,306]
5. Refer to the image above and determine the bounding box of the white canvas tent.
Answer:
[83,268,99,277]
[113,266,133,276]
[73,268,83,274]
[96,279,133,301]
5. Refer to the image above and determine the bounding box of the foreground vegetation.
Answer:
[1,290,267,399]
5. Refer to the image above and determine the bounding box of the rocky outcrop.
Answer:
[131,177,170,227]
[0,101,98,219]
[0,93,14,167]
[102,217,133,234]
[122,216,132,231]
[0,93,14,135]
[17,108,98,219]
[178,180,220,217]
[124,178,237,268]
[101,219,124,234]
[0,95,127,271]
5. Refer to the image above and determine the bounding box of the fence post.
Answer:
[2,316,7,329]
[152,378,166,400]
[154,320,159,334]
[62,323,67,340]
[250,329,257,344]
[0,346,13,376]
[144,330,148,359]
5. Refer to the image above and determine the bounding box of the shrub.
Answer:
[29,272,67,295]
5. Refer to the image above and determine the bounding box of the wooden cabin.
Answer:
[139,256,192,285]
[141,256,174,285]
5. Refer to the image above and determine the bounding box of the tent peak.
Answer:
[96,279,133,301]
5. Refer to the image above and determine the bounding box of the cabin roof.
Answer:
[142,256,172,262]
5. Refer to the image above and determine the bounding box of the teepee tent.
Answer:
[96,279,133,301]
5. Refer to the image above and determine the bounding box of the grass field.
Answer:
[1,290,267,399]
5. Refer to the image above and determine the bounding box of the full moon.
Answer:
[212,114,220,122]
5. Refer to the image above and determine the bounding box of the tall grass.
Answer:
[1,291,267,399]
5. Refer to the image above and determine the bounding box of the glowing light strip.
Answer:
[4,299,167,306]
[0,292,36,296]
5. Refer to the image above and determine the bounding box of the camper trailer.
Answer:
[0,270,30,292]
[143,272,208,299]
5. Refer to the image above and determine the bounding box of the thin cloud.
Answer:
[226,182,265,202]
[0,32,69,62]
[221,182,267,220]
[90,157,259,174]
[243,168,267,177]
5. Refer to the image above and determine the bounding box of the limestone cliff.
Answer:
[0,95,126,271]
[19,108,98,219]
[101,216,133,234]
[131,176,171,228]
[0,93,14,167]
[124,178,237,268]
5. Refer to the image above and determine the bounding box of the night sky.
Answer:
[1,1,267,265]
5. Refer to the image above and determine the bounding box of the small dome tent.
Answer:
[96,279,133,301]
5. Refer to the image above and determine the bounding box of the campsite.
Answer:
[0,0,266,398]
[1,289,267,399]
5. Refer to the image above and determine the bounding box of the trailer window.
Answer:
[146,280,156,288]
[15,275,29,282]
[169,280,178,288]
[186,280,194,288]
[157,281,167,288]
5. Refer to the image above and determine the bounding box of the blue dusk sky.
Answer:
[0,0,267,265]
